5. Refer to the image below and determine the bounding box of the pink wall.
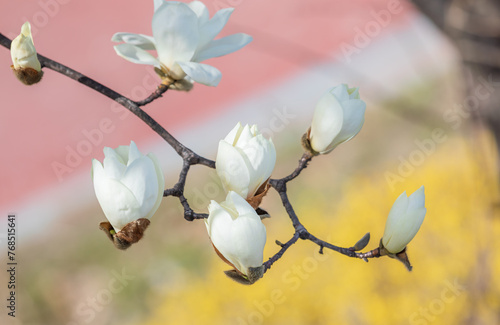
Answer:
[0,0,413,209]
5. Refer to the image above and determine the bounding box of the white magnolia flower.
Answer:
[92,141,165,231]
[206,191,266,283]
[216,122,276,199]
[309,84,366,154]
[11,22,41,71]
[382,186,427,254]
[112,0,252,87]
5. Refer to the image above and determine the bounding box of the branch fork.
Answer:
[0,32,413,283]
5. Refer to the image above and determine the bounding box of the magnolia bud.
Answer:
[382,186,427,254]
[92,141,165,249]
[306,84,366,154]
[10,22,43,85]
[216,122,276,200]
[205,191,267,284]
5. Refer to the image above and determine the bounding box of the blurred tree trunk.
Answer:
[411,0,500,158]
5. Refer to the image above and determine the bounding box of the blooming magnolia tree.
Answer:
[3,1,427,285]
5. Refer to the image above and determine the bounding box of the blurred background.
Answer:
[1,0,499,324]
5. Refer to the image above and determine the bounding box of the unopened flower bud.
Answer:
[92,141,165,249]
[382,186,427,254]
[10,22,43,85]
[206,191,267,284]
[216,122,276,202]
[305,84,366,155]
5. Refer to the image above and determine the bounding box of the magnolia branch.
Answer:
[2,30,394,279]
[0,33,213,167]
[134,83,169,106]
[163,160,209,221]
[263,233,300,271]
[0,32,213,223]
[264,155,380,273]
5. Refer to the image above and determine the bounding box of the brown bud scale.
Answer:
[99,218,150,250]
[11,66,43,85]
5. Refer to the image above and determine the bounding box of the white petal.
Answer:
[216,140,251,198]
[206,200,227,234]
[408,186,425,210]
[112,145,129,164]
[226,191,256,217]
[194,33,252,63]
[383,186,427,253]
[127,140,143,166]
[382,192,409,248]
[384,192,409,230]
[384,207,426,253]
[325,99,366,151]
[309,91,344,153]
[330,84,350,102]
[347,86,360,99]
[153,0,164,12]
[152,2,199,68]
[224,122,243,145]
[114,44,160,67]
[120,156,159,217]
[103,155,126,180]
[91,159,103,181]
[240,135,276,196]
[20,21,32,38]
[207,205,238,265]
[93,167,142,231]
[197,8,233,50]
[264,138,277,182]
[176,61,221,86]
[144,152,165,219]
[206,192,266,274]
[111,32,156,50]
[228,214,266,271]
[188,1,209,24]
[11,22,41,71]
[206,199,234,253]
[250,124,259,136]
[234,124,254,148]
[103,146,124,163]
[103,146,127,174]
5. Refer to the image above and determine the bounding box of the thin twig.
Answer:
[282,153,313,183]
[1,31,386,274]
[263,233,300,272]
[134,83,169,106]
[0,33,214,168]
[163,158,209,220]
[265,150,380,270]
